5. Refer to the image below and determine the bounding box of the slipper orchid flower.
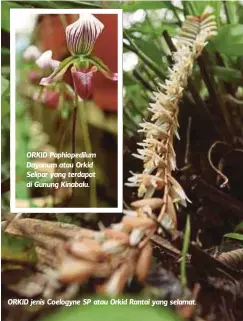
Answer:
[39,13,117,99]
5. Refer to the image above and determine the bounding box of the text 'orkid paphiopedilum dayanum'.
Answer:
[40,13,118,99]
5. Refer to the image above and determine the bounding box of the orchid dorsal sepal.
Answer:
[66,13,104,56]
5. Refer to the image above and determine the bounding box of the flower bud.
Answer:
[66,13,104,55]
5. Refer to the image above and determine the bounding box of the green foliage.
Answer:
[211,24,243,56]
[224,233,243,242]
[189,1,221,20]
[1,76,10,117]
[111,1,175,12]
[224,0,239,23]
[1,75,9,95]
[211,66,243,84]
[1,1,22,32]
[2,232,37,264]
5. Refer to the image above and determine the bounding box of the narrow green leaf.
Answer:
[224,0,238,24]
[191,1,220,16]
[111,1,176,11]
[211,66,243,83]
[1,1,22,32]
[224,233,243,242]
[21,1,100,9]
[180,215,191,287]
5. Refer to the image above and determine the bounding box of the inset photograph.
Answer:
[10,9,122,212]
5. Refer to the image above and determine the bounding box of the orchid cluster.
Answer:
[127,9,217,232]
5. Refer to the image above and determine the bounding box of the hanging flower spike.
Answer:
[36,50,60,71]
[66,13,104,56]
[71,66,97,99]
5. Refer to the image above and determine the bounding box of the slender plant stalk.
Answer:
[79,99,97,207]
[180,215,191,287]
[71,95,78,199]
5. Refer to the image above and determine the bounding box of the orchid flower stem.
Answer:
[79,99,97,208]
[71,96,78,198]
[180,215,191,287]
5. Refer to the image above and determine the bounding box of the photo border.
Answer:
[10,8,123,213]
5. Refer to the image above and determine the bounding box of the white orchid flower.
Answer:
[36,50,60,70]
[23,45,41,61]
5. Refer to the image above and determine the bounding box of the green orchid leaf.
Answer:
[40,56,78,86]
[211,66,243,83]
[87,56,118,81]
[1,1,22,32]
[224,233,243,242]
[224,0,238,24]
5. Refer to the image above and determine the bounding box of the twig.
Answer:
[133,69,156,92]
[184,117,192,165]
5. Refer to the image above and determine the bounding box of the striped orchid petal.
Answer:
[66,13,104,56]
